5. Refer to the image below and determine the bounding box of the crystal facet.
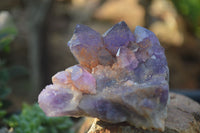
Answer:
[103,21,135,55]
[68,24,104,69]
[38,84,82,117]
[116,47,139,69]
[68,65,96,94]
[38,21,169,131]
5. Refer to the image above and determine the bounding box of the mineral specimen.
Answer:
[38,21,169,131]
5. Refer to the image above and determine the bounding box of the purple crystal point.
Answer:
[103,21,135,55]
[38,21,169,131]
[38,84,82,117]
[116,47,138,69]
[52,71,71,86]
[68,24,104,68]
[52,65,97,94]
[134,26,159,44]
[68,65,96,94]
[134,26,161,62]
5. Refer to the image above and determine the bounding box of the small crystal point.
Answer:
[134,26,158,43]
[133,26,163,62]
[116,47,138,69]
[52,65,97,94]
[103,21,135,55]
[68,65,96,94]
[52,71,71,86]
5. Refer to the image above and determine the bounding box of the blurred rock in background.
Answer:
[149,0,184,46]
[94,0,145,28]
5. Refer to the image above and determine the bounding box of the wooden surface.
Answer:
[78,93,200,133]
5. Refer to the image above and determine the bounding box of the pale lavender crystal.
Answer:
[38,21,169,131]
[68,65,96,94]
[52,71,71,86]
[38,84,82,117]
[52,65,96,94]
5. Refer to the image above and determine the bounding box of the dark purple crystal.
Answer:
[103,21,135,55]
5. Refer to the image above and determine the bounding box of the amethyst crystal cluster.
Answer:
[38,21,169,131]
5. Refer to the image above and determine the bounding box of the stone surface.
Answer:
[38,21,169,131]
[83,93,200,133]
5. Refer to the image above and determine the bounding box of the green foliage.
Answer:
[0,11,17,53]
[0,101,6,119]
[0,12,27,127]
[172,0,200,38]
[0,14,17,121]
[0,26,17,52]
[0,62,11,100]
[0,12,18,102]
[6,104,74,133]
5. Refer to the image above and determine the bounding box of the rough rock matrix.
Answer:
[38,21,169,131]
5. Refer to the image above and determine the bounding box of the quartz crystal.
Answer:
[38,21,169,131]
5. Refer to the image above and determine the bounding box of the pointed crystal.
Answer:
[103,21,135,55]
[134,26,164,62]
[68,24,104,69]
[116,47,138,69]
[67,65,96,94]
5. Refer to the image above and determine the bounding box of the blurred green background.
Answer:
[0,0,200,132]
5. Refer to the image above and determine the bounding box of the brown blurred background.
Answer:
[0,0,200,110]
